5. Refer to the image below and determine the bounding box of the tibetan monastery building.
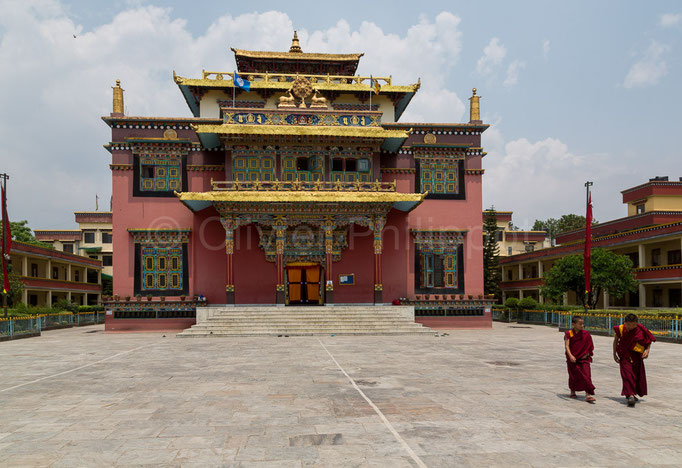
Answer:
[104,34,492,329]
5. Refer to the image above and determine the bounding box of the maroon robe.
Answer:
[564,329,595,394]
[614,323,656,397]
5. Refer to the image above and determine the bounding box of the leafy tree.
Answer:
[541,248,638,309]
[0,220,53,249]
[533,214,598,241]
[483,207,501,298]
[504,297,520,310]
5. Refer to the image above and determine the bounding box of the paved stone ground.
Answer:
[0,323,681,467]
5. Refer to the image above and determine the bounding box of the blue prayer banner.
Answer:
[233,72,250,91]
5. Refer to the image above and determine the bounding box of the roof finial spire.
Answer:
[112,79,124,116]
[289,30,302,53]
[468,87,481,123]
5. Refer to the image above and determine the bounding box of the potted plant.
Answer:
[136,294,142,302]
[124,296,131,301]
[114,294,120,301]
[146,294,153,302]
[159,296,166,302]
[180,295,185,301]
[467,294,473,300]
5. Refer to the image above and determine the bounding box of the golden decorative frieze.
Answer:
[175,190,425,205]
[380,168,416,174]
[211,180,396,192]
[191,123,408,139]
[464,169,485,175]
[221,107,381,127]
[174,71,419,94]
[110,164,133,171]
[187,165,224,172]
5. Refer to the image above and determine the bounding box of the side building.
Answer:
[483,210,549,256]
[499,177,682,308]
[9,241,102,306]
[35,211,113,291]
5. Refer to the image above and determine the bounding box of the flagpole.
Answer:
[1,172,9,318]
[584,180,593,311]
[233,71,236,108]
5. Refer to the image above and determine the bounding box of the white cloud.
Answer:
[660,13,681,27]
[542,39,550,59]
[623,40,670,88]
[482,131,636,228]
[503,60,525,87]
[477,37,506,76]
[0,3,466,228]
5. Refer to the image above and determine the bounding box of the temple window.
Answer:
[412,230,465,294]
[330,157,371,182]
[419,160,461,196]
[132,144,188,197]
[282,154,323,182]
[102,232,113,244]
[141,246,183,292]
[62,243,73,254]
[233,156,275,182]
[102,255,113,267]
[130,229,190,296]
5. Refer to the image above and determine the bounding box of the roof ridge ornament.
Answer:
[112,79,124,116]
[469,87,481,123]
[290,30,303,53]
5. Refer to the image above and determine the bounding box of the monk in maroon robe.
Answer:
[564,316,596,402]
[613,313,655,407]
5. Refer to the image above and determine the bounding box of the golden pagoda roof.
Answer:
[190,123,410,139]
[231,48,363,62]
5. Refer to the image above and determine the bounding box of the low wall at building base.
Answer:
[105,316,196,332]
[416,312,492,329]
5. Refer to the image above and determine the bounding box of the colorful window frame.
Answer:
[134,243,188,296]
[133,152,187,198]
[233,155,276,182]
[415,244,464,294]
[330,157,371,182]
[417,159,465,200]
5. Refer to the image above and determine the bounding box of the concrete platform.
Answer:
[0,323,681,467]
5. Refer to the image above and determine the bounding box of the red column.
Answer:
[275,225,285,304]
[373,216,385,305]
[221,218,235,304]
[324,225,334,304]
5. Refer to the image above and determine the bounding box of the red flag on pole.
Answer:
[1,185,11,294]
[584,193,592,299]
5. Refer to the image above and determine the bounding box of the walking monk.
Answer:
[564,316,596,403]
[613,313,655,407]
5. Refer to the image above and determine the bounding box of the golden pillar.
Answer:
[468,88,481,123]
[112,79,124,116]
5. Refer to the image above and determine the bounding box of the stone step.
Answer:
[179,305,429,337]
[178,331,434,337]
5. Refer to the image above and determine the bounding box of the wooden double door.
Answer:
[286,264,322,305]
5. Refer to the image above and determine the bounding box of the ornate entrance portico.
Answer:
[178,180,424,305]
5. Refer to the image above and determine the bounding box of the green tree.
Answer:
[533,214,598,241]
[483,207,501,298]
[0,220,53,249]
[0,267,24,316]
[541,248,637,309]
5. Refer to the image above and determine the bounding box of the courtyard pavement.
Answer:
[0,323,681,467]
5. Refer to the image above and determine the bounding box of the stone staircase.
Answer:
[176,305,433,337]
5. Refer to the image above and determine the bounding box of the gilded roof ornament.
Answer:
[469,87,481,123]
[112,79,124,116]
[289,30,303,53]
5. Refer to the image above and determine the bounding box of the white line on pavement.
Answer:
[0,342,162,393]
[317,338,428,468]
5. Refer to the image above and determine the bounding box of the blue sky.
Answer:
[1,0,681,230]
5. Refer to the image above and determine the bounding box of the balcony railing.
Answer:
[202,70,392,87]
[211,180,396,192]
